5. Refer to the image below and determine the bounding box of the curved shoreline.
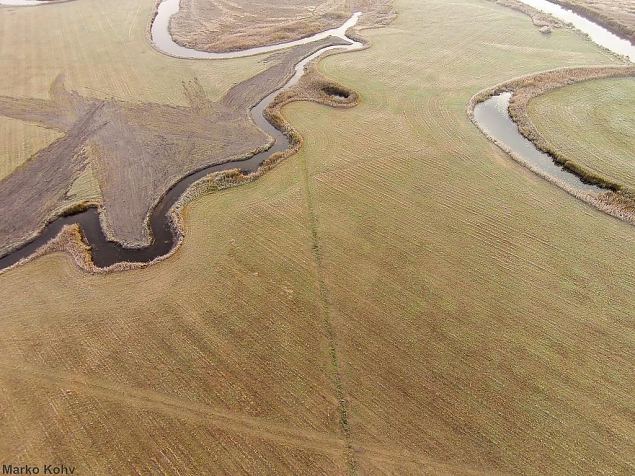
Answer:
[153,0,362,59]
[0,6,365,273]
[469,88,634,227]
[471,0,635,225]
[5,0,633,273]
[549,0,635,45]
[469,68,635,225]
[516,0,635,61]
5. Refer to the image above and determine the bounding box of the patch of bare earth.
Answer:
[0,38,348,256]
[170,0,395,53]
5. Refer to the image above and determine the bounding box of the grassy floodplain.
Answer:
[0,0,266,181]
[0,0,634,474]
[1,0,345,254]
[171,0,394,53]
[529,77,635,193]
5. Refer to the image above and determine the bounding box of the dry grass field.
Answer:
[0,0,269,250]
[529,77,635,193]
[171,0,395,52]
[552,0,635,43]
[0,0,634,474]
[467,64,635,223]
[0,0,351,255]
[486,0,562,33]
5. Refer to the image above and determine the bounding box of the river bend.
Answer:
[0,2,363,270]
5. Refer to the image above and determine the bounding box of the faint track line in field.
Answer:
[300,151,357,474]
[0,362,482,472]
[128,0,143,40]
[0,361,347,455]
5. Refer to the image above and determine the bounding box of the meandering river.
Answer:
[1,0,633,271]
[0,1,363,271]
[473,92,602,193]
[472,0,634,200]
[517,0,635,62]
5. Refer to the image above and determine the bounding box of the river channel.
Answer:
[0,1,363,270]
[473,0,633,201]
[2,0,633,270]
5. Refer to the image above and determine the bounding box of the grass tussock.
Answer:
[58,200,94,217]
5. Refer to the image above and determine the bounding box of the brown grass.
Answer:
[2,60,363,276]
[486,0,563,33]
[170,0,395,53]
[551,0,635,44]
[506,66,635,188]
[0,38,346,256]
[1,0,634,474]
[529,77,635,193]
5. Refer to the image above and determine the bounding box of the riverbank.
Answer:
[168,0,394,53]
[0,4,366,272]
[471,0,635,224]
[551,0,635,44]
[2,1,633,473]
[470,66,635,225]
[486,0,562,33]
[529,77,635,193]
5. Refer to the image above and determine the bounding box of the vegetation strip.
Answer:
[516,0,635,61]
[168,0,395,54]
[485,0,562,33]
[300,144,358,474]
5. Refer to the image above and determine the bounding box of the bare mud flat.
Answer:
[170,0,395,52]
[0,37,351,261]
